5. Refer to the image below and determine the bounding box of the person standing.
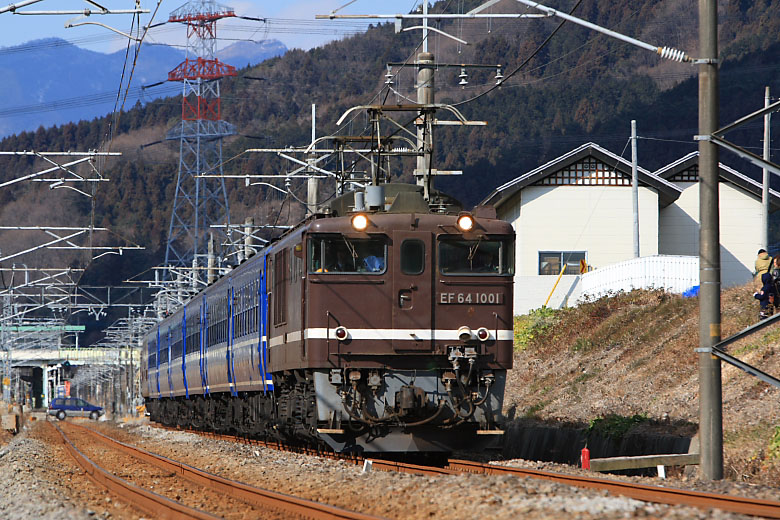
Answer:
[755,272,777,319]
[771,256,780,311]
[756,249,772,288]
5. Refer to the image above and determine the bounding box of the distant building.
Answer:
[655,151,780,287]
[481,143,780,315]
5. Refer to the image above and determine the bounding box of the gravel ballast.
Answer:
[0,418,756,519]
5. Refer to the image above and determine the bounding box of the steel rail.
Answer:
[67,422,384,520]
[51,422,219,520]
[151,424,780,518]
[444,459,780,519]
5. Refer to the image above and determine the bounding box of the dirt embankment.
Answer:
[504,286,780,485]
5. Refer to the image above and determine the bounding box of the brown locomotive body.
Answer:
[143,184,515,453]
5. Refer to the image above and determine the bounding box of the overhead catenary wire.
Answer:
[117,1,165,114]
[149,0,695,222]
[0,18,376,56]
[449,0,584,107]
[0,84,180,117]
[106,10,137,147]
[0,3,724,259]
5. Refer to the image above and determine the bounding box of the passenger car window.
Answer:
[308,236,386,274]
[401,240,425,275]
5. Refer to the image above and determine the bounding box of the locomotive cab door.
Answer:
[391,230,433,350]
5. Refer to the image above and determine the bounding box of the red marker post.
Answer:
[581,447,590,470]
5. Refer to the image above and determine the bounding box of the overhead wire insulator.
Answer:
[495,66,504,85]
[657,46,689,63]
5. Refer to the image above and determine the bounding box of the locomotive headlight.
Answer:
[334,326,350,341]
[476,327,490,341]
[351,213,369,231]
[456,213,474,232]
[457,326,473,342]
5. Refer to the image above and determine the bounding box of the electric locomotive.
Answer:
[142,183,514,453]
[142,98,515,453]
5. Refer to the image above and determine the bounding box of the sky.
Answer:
[0,0,421,53]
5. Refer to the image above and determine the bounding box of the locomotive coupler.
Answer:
[395,385,426,416]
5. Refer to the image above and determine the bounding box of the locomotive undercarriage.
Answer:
[146,363,505,453]
[146,371,329,447]
[313,363,506,452]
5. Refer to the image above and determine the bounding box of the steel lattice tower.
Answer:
[164,0,237,269]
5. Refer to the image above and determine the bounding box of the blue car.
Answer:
[47,397,105,420]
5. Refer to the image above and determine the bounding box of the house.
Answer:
[655,151,780,287]
[481,143,780,315]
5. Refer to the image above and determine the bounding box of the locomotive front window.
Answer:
[438,238,514,275]
[308,236,387,274]
[401,239,425,274]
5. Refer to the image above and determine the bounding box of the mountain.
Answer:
[217,40,286,69]
[0,37,286,136]
[1,0,779,282]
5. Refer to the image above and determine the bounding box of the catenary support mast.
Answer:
[697,0,723,480]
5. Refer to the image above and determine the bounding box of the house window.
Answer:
[669,165,699,182]
[539,251,586,275]
[534,157,630,186]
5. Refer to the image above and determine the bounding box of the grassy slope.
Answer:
[507,286,780,483]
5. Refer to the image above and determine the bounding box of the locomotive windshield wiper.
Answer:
[467,238,482,263]
[343,237,358,260]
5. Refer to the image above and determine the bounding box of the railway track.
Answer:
[150,422,780,519]
[444,460,780,519]
[52,420,385,520]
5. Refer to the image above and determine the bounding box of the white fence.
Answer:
[580,255,699,300]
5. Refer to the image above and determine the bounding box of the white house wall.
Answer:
[502,185,659,314]
[514,275,581,315]
[659,181,759,286]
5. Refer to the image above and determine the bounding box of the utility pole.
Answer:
[763,87,771,250]
[421,0,428,53]
[416,52,435,200]
[697,0,723,480]
[307,103,319,212]
[631,120,639,258]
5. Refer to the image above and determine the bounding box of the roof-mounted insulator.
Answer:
[458,67,468,87]
[657,46,689,62]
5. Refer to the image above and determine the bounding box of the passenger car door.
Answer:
[75,398,89,417]
[63,398,79,416]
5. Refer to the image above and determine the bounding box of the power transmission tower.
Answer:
[164,0,236,271]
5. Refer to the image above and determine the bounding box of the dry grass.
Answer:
[505,285,780,485]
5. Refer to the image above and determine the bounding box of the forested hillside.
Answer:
[1,0,779,284]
